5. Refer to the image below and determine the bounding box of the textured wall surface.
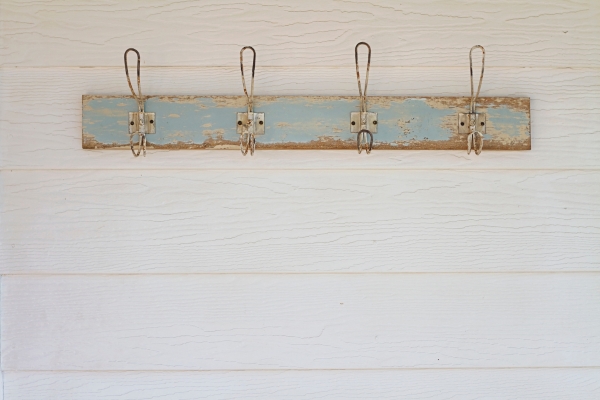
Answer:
[1,1,599,398]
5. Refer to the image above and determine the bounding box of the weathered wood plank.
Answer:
[83,95,530,150]
[3,274,600,370]
[2,67,594,169]
[5,369,600,400]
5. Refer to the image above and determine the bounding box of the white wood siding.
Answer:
[5,370,600,400]
[2,170,599,274]
[4,274,600,370]
[1,1,599,398]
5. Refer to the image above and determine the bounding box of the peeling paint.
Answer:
[83,95,530,150]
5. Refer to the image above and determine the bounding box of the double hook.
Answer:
[468,45,485,155]
[355,42,373,154]
[240,46,257,156]
[124,48,147,157]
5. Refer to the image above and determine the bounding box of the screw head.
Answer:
[130,121,134,125]
[259,120,264,125]
[373,120,378,125]
[238,121,242,125]
[480,122,485,126]
[460,122,465,126]
[351,121,356,125]
[150,120,154,124]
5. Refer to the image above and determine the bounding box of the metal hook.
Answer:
[240,46,256,114]
[124,48,147,157]
[240,131,256,156]
[239,46,258,156]
[469,45,485,114]
[355,42,371,114]
[467,130,484,155]
[124,48,143,112]
[466,45,485,155]
[353,42,376,154]
[129,131,147,157]
[357,129,373,154]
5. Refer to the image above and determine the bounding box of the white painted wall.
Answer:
[1,1,599,398]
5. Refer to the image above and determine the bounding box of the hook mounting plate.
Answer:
[350,112,378,133]
[128,112,156,135]
[237,112,265,135]
[458,113,486,134]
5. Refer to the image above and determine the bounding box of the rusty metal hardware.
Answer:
[353,42,377,154]
[238,46,264,156]
[458,112,485,135]
[124,48,154,157]
[350,111,378,134]
[129,112,155,135]
[357,129,373,154]
[460,45,486,155]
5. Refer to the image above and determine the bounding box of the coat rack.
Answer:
[82,44,531,156]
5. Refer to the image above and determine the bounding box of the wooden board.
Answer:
[2,170,598,274]
[1,67,596,170]
[83,95,530,151]
[5,370,600,400]
[3,274,600,370]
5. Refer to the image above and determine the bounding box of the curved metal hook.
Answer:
[129,132,146,157]
[355,42,371,113]
[357,129,373,154]
[469,45,485,114]
[240,131,255,156]
[240,46,256,113]
[124,48,143,112]
[124,48,146,157]
[467,130,484,155]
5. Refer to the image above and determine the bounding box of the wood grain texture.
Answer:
[1,0,598,67]
[82,95,530,150]
[1,170,599,274]
[5,369,600,400]
[3,274,600,370]
[1,67,598,169]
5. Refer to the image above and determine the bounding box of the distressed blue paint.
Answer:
[83,96,529,149]
[83,98,135,145]
[485,105,530,139]
[261,98,354,143]
[377,99,456,143]
[152,98,240,144]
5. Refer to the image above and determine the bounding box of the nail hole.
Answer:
[460,122,465,126]
[238,121,242,125]
[130,121,134,125]
[351,121,356,125]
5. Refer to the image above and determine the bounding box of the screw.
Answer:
[238,121,242,125]
[481,122,485,126]
[351,121,356,125]
[150,120,154,124]
[460,122,465,126]
[259,120,263,125]
[373,120,377,125]
[130,121,134,125]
